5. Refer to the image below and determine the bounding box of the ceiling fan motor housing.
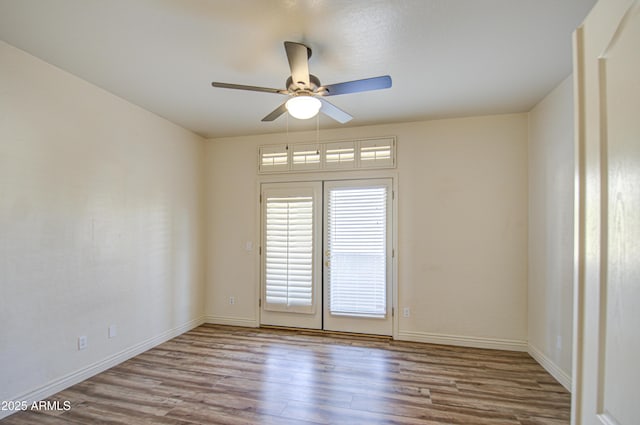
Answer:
[287,74,321,93]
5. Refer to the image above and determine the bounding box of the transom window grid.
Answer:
[258,137,395,173]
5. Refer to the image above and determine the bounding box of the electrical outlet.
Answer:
[78,336,88,350]
[403,307,410,318]
[229,296,235,305]
[108,324,117,339]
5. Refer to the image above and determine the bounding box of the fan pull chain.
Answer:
[286,111,289,146]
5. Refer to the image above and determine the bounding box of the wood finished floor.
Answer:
[2,325,570,424]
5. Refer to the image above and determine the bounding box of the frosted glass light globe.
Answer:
[285,96,321,120]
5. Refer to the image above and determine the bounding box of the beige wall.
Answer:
[527,76,574,389]
[0,41,205,411]
[205,114,529,349]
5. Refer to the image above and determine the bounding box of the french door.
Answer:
[260,182,323,329]
[260,179,393,336]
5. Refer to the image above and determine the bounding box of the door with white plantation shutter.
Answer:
[260,182,322,329]
[323,179,393,335]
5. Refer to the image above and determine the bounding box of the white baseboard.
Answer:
[0,316,205,420]
[527,343,572,391]
[397,330,528,352]
[203,315,259,328]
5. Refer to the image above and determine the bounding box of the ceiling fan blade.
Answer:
[319,75,392,96]
[284,41,311,89]
[261,102,288,122]
[212,82,288,95]
[318,98,353,124]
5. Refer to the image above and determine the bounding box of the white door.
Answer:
[260,179,393,336]
[573,1,640,424]
[260,182,322,329]
[323,179,393,335]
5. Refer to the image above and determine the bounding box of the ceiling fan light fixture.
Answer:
[285,95,321,120]
[212,41,390,123]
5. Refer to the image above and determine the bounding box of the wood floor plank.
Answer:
[0,325,571,424]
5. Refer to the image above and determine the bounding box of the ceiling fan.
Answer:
[211,41,392,124]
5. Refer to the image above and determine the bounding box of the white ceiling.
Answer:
[0,0,596,138]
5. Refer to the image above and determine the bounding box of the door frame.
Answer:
[255,170,399,338]
[572,1,640,424]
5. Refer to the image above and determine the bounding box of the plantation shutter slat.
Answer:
[259,145,289,173]
[264,193,315,313]
[358,138,395,168]
[324,141,356,169]
[327,186,387,318]
[292,143,321,171]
